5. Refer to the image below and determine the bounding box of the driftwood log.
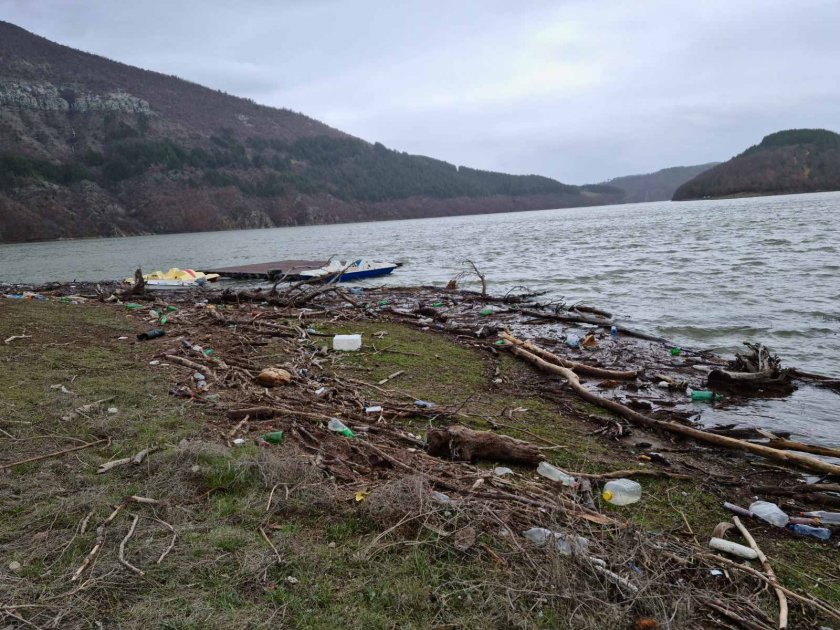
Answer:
[518,308,668,343]
[708,343,793,392]
[707,425,791,440]
[500,331,637,379]
[765,438,840,459]
[502,334,840,476]
[426,424,540,465]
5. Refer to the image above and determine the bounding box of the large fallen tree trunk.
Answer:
[766,438,840,459]
[503,334,840,476]
[500,331,637,379]
[426,424,541,465]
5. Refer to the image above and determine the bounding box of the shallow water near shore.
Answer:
[2,191,839,445]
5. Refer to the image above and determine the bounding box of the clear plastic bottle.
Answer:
[802,511,840,525]
[522,528,589,555]
[602,479,642,505]
[327,418,354,438]
[749,501,789,527]
[536,462,576,486]
[786,524,831,540]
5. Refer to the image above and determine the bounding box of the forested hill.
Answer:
[599,163,719,203]
[0,21,621,243]
[673,129,840,201]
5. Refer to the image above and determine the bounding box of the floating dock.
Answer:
[201,260,328,280]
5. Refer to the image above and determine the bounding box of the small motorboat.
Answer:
[123,268,220,288]
[296,258,398,282]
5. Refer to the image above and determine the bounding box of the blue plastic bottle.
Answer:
[786,523,831,540]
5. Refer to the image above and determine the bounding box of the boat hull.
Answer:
[317,265,397,282]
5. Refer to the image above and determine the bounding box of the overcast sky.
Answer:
[4,0,840,183]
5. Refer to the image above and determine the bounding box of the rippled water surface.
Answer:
[2,192,839,443]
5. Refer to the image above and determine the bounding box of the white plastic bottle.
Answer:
[536,462,576,486]
[601,479,642,505]
[749,501,789,527]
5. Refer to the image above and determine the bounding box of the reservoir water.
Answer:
[2,191,839,446]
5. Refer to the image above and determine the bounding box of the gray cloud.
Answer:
[3,0,840,183]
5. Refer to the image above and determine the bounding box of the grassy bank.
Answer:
[0,300,837,628]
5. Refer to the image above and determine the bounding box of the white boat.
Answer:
[296,258,398,282]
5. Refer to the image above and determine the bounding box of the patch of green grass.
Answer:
[314,320,488,401]
[208,525,252,553]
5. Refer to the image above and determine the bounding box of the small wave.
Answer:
[761,238,792,245]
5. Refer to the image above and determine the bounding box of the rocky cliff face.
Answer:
[0,80,151,113]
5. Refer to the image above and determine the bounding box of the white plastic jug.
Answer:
[333,334,362,351]
[602,479,642,506]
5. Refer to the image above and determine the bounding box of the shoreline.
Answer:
[1,280,838,626]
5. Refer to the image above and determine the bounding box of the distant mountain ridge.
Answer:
[599,163,719,203]
[673,129,840,200]
[0,21,623,243]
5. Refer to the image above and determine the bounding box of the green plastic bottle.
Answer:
[689,389,722,402]
[260,431,285,445]
[328,418,354,438]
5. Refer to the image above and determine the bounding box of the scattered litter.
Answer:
[749,500,789,527]
[493,467,514,476]
[364,405,383,414]
[709,569,724,577]
[232,438,246,446]
[327,418,354,438]
[149,360,160,366]
[117,336,129,340]
[333,334,362,351]
[786,523,830,540]
[8,561,22,573]
[565,334,581,349]
[107,407,118,415]
[688,388,722,402]
[285,576,299,585]
[315,386,327,396]
[723,502,753,518]
[256,367,292,387]
[414,400,435,409]
[260,431,285,445]
[354,490,369,502]
[803,510,840,525]
[602,479,642,505]
[670,347,681,356]
[430,491,452,504]
[521,527,589,555]
[536,461,576,487]
[478,307,494,316]
[137,328,165,341]
[708,537,758,560]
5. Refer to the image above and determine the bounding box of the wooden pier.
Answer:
[201,260,328,280]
